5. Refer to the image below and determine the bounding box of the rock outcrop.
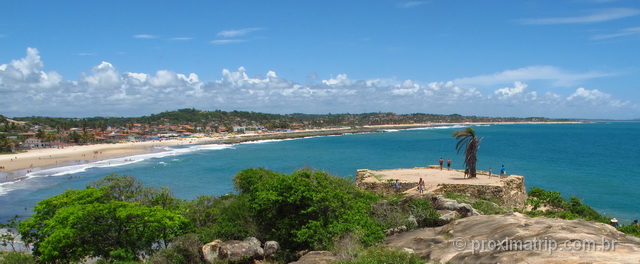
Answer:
[432,175,527,209]
[383,213,640,263]
[202,237,279,263]
[431,195,480,217]
[354,168,528,209]
[355,169,417,194]
[289,251,341,264]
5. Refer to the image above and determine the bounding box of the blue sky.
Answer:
[1,0,639,119]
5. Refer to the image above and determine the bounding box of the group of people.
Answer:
[438,158,451,171]
[438,157,508,178]
[610,219,640,228]
[393,178,427,194]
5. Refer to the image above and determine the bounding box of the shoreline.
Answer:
[0,121,580,182]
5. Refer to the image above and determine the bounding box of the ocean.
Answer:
[1,122,638,224]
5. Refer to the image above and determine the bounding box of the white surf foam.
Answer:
[0,143,236,197]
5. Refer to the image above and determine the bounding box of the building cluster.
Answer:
[1,118,271,151]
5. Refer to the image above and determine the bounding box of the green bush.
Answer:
[371,201,410,230]
[335,246,424,264]
[233,168,385,258]
[618,224,640,238]
[0,252,36,264]
[527,187,566,208]
[19,175,191,263]
[405,198,440,228]
[525,187,609,223]
[148,233,202,264]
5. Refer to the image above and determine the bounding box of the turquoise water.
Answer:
[1,123,638,224]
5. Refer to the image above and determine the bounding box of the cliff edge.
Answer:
[383,213,640,263]
[355,167,527,209]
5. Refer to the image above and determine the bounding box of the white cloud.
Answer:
[592,27,640,40]
[520,8,640,25]
[0,48,637,119]
[567,87,629,107]
[133,34,157,39]
[0,47,62,92]
[454,65,612,87]
[217,28,264,38]
[170,37,193,41]
[494,81,527,98]
[322,74,352,86]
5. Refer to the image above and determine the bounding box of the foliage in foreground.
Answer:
[525,187,609,223]
[618,224,640,238]
[11,169,442,263]
[0,252,36,264]
[233,168,385,255]
[19,175,190,263]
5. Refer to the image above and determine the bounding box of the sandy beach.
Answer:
[0,137,216,181]
[0,121,577,182]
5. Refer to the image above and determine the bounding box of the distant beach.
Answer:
[0,121,579,184]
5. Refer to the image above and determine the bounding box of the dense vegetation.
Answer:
[11,108,560,131]
[525,187,610,222]
[18,175,190,263]
[524,187,640,238]
[7,169,441,263]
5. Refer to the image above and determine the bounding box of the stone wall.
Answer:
[432,175,527,209]
[355,169,417,194]
[355,169,527,209]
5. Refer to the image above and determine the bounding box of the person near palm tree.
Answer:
[452,127,482,178]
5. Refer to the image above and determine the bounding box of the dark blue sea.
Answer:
[1,122,638,224]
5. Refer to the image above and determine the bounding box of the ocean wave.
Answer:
[406,125,469,131]
[0,143,236,197]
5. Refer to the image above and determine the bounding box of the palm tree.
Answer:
[452,127,482,178]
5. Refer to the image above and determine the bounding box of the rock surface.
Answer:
[264,240,280,256]
[383,213,640,263]
[354,167,527,209]
[289,251,341,264]
[202,237,278,263]
[431,195,480,218]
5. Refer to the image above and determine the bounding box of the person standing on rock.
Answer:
[393,179,400,193]
[447,158,451,170]
[418,178,425,194]
[439,158,444,170]
[500,165,506,177]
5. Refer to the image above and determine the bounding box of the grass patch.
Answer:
[371,173,384,181]
[443,192,505,215]
[335,246,424,264]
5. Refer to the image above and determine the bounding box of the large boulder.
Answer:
[383,213,640,263]
[264,240,280,256]
[202,237,273,263]
[431,195,479,218]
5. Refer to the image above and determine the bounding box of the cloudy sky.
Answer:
[1,0,639,119]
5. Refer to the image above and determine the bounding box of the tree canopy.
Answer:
[19,175,190,263]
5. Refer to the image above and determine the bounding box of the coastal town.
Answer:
[0,108,561,153]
